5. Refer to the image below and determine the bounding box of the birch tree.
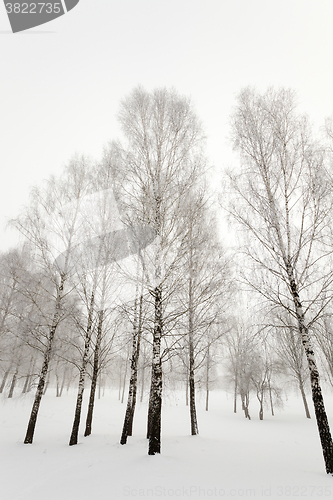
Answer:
[224,322,258,419]
[118,86,206,455]
[315,315,333,390]
[68,183,128,445]
[12,156,92,444]
[272,315,311,418]
[229,86,333,473]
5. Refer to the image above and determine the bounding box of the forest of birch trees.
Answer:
[2,86,333,473]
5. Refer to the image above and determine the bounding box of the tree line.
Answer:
[0,87,229,457]
[1,86,333,474]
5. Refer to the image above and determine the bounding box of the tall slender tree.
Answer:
[118,87,206,454]
[12,157,92,444]
[120,282,144,445]
[229,86,333,473]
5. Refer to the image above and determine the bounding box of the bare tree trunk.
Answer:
[118,365,122,400]
[267,378,274,417]
[299,379,311,419]
[148,284,162,455]
[8,370,18,398]
[24,277,64,444]
[234,372,238,413]
[0,369,10,393]
[189,338,199,427]
[26,359,36,394]
[245,394,251,420]
[120,294,142,444]
[257,388,264,420]
[98,373,102,399]
[205,384,209,412]
[69,361,88,446]
[84,309,104,437]
[69,291,95,446]
[55,359,60,397]
[140,363,145,403]
[22,357,34,394]
[59,368,67,397]
[189,276,199,433]
[55,374,60,397]
[43,373,50,395]
[146,377,154,439]
[22,374,29,394]
[259,399,264,420]
[55,365,66,397]
[121,355,128,404]
[66,370,72,393]
[230,85,333,475]
[205,345,210,413]
[127,294,143,437]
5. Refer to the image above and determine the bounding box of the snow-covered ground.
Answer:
[1,388,333,500]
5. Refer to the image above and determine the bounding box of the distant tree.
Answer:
[0,250,21,340]
[272,314,311,418]
[68,192,121,445]
[224,322,259,420]
[202,335,221,412]
[120,280,144,445]
[177,191,230,432]
[68,268,98,446]
[0,249,22,394]
[83,305,106,436]
[224,319,251,416]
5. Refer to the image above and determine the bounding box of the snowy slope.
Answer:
[1,389,333,500]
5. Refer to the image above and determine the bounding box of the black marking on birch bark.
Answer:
[84,309,104,437]
[286,261,333,473]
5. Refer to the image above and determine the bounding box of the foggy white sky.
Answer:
[1,0,333,251]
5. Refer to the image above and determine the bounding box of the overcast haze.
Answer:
[1,0,333,250]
